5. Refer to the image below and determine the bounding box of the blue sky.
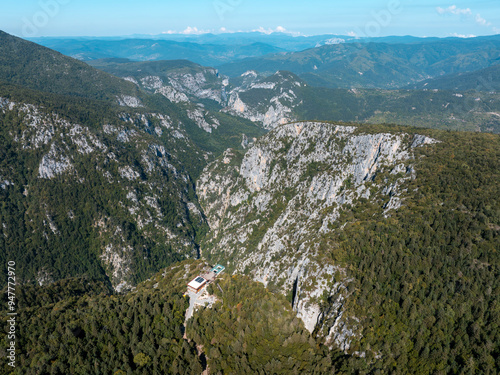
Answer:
[1,0,499,38]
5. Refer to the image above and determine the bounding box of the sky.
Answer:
[1,0,499,39]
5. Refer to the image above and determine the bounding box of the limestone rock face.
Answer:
[133,68,224,104]
[38,144,73,179]
[187,107,220,133]
[117,95,143,107]
[198,121,438,350]
[223,71,301,129]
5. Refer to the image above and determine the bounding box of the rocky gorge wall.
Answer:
[197,121,438,350]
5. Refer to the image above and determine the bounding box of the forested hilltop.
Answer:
[0,261,344,374]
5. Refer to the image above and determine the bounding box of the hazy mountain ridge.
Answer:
[27,37,287,66]
[30,32,500,92]
[218,39,500,89]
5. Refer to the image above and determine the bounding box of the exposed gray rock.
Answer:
[100,242,133,292]
[119,166,140,180]
[222,71,302,129]
[157,85,190,103]
[198,121,439,351]
[411,134,440,148]
[123,76,139,85]
[38,144,73,179]
[117,95,143,108]
[141,75,164,90]
[0,178,13,189]
[187,108,220,133]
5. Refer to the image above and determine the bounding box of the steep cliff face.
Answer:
[0,96,206,291]
[92,59,226,105]
[93,58,302,131]
[197,121,438,349]
[223,71,302,129]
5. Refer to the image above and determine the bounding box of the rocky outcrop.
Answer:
[117,95,143,107]
[187,108,220,133]
[222,71,303,129]
[38,144,73,179]
[156,86,190,103]
[126,66,225,104]
[198,121,439,350]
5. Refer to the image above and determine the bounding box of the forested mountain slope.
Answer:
[0,29,498,374]
[0,31,267,291]
[223,70,500,133]
[409,64,500,91]
[0,31,142,104]
[0,83,208,291]
[89,58,500,134]
[0,30,265,161]
[0,260,348,374]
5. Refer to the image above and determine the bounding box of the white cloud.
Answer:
[436,5,494,29]
[251,26,302,36]
[347,31,358,38]
[475,14,491,26]
[181,26,210,35]
[252,26,283,34]
[449,32,477,38]
[162,26,211,35]
[436,5,472,16]
[162,26,299,36]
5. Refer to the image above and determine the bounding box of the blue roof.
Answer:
[211,264,225,273]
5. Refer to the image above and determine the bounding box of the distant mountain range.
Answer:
[218,38,500,89]
[26,37,287,66]
[29,33,500,87]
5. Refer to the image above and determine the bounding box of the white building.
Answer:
[187,276,207,293]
